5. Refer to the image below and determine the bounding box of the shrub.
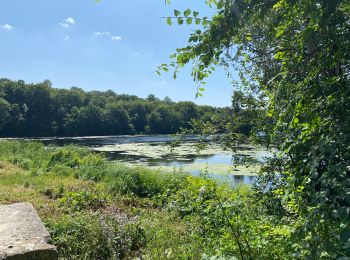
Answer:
[46,148,83,169]
[162,176,293,259]
[40,185,65,199]
[105,164,186,198]
[46,212,145,259]
[0,141,49,169]
[59,190,107,211]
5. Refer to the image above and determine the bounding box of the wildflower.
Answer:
[199,186,206,196]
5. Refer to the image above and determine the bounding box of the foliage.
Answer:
[104,163,186,198]
[161,0,350,258]
[159,176,294,259]
[58,190,107,211]
[169,90,269,155]
[46,212,144,259]
[0,140,299,259]
[0,79,230,137]
[0,140,50,170]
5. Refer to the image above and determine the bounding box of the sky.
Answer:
[0,0,238,107]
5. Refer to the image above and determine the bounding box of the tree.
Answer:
[231,90,265,136]
[104,104,134,135]
[147,110,163,134]
[0,98,10,131]
[146,94,159,102]
[161,0,350,258]
[0,79,229,137]
[64,105,104,136]
[163,96,173,103]
[22,82,53,136]
[128,101,151,133]
[175,101,198,128]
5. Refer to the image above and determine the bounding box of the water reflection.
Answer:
[191,172,257,186]
[37,134,199,146]
[21,135,271,185]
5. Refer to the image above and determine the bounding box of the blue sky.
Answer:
[0,0,237,107]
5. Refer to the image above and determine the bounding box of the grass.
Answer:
[0,141,197,259]
[0,140,293,259]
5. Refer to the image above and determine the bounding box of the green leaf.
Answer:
[176,54,183,63]
[166,17,172,26]
[245,35,252,41]
[195,19,201,25]
[272,0,285,10]
[177,18,184,25]
[274,51,284,60]
[174,9,181,17]
[184,9,191,17]
[293,117,299,125]
[217,1,224,9]
[276,28,285,38]
[193,11,199,17]
[189,35,198,42]
[186,18,193,25]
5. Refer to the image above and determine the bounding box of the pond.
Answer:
[26,135,273,185]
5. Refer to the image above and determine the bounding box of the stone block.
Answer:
[0,203,58,260]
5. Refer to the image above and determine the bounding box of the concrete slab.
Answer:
[0,203,58,260]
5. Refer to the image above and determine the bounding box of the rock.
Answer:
[0,203,58,260]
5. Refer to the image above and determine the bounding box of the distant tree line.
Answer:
[0,79,233,137]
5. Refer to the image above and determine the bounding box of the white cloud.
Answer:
[93,31,122,41]
[59,17,75,28]
[111,36,122,41]
[64,18,75,25]
[59,22,70,28]
[93,31,111,37]
[1,24,13,31]
[64,35,70,41]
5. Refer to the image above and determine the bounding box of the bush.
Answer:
[46,212,145,259]
[105,163,186,197]
[59,190,107,211]
[161,176,293,259]
[46,146,87,169]
[0,141,49,169]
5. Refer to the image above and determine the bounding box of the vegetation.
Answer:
[1,140,294,259]
[159,0,350,258]
[1,0,349,259]
[0,78,234,137]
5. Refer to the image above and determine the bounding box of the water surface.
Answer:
[25,135,273,185]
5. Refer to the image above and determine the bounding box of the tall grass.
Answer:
[0,140,293,259]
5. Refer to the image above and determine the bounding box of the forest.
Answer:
[0,78,233,137]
